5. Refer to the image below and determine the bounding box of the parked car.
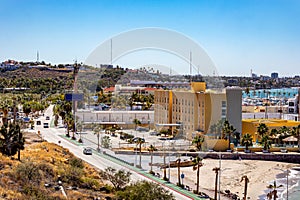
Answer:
[83,147,93,155]
[46,116,50,120]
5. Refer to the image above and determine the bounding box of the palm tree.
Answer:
[241,175,249,200]
[241,133,253,152]
[192,156,203,194]
[213,167,220,200]
[147,145,156,174]
[135,138,145,168]
[222,120,236,151]
[133,118,141,130]
[192,135,205,151]
[76,121,83,143]
[176,157,181,187]
[245,87,250,97]
[257,123,269,138]
[291,125,300,151]
[267,181,282,200]
[261,135,271,152]
[270,129,279,144]
[93,124,102,151]
[278,126,290,145]
[64,113,74,138]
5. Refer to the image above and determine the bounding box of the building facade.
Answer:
[154,82,242,139]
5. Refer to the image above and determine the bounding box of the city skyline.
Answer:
[0,0,299,76]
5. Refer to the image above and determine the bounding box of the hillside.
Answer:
[0,67,72,79]
[0,137,113,200]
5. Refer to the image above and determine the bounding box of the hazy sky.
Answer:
[0,0,299,76]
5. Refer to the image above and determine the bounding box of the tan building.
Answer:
[242,119,300,142]
[154,82,242,139]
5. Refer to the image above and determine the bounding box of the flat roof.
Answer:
[83,121,126,125]
[155,123,182,126]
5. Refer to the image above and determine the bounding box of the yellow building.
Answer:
[154,82,242,139]
[242,119,300,141]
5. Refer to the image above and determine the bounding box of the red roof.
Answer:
[104,87,115,92]
[144,87,157,91]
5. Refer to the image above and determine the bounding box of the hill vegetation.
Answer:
[0,141,112,199]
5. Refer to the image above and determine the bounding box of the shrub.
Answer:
[61,166,83,186]
[69,157,84,169]
[14,160,42,185]
[80,177,100,189]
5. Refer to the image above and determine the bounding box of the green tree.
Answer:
[76,121,83,143]
[64,113,74,138]
[135,138,145,168]
[147,144,156,174]
[0,123,25,160]
[291,125,300,151]
[116,180,175,200]
[261,135,271,151]
[101,135,111,148]
[266,181,282,200]
[241,133,253,151]
[192,156,203,194]
[192,135,205,151]
[93,124,103,151]
[257,123,269,138]
[133,118,141,130]
[99,167,131,190]
[222,120,236,150]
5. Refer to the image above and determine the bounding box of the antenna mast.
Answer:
[189,51,192,82]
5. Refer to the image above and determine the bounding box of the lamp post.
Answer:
[275,168,289,200]
[219,152,222,200]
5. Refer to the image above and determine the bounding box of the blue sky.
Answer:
[0,0,299,76]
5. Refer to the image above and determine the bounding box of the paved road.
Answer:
[33,105,203,200]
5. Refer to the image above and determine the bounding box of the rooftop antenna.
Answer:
[37,51,39,63]
[189,51,192,82]
[110,39,113,65]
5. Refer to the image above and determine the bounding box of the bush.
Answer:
[14,160,42,185]
[69,157,84,169]
[61,166,83,186]
[22,184,54,200]
[80,177,100,189]
[116,180,175,200]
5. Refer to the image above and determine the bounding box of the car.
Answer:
[149,131,160,136]
[43,123,49,128]
[83,147,92,155]
[132,137,145,143]
[46,116,50,120]
[36,120,41,125]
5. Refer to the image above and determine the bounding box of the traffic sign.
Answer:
[65,93,84,101]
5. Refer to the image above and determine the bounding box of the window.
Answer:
[289,102,295,106]
[222,101,227,108]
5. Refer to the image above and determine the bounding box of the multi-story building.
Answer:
[154,82,242,139]
[271,72,279,79]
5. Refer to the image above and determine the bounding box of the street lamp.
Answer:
[275,168,290,200]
